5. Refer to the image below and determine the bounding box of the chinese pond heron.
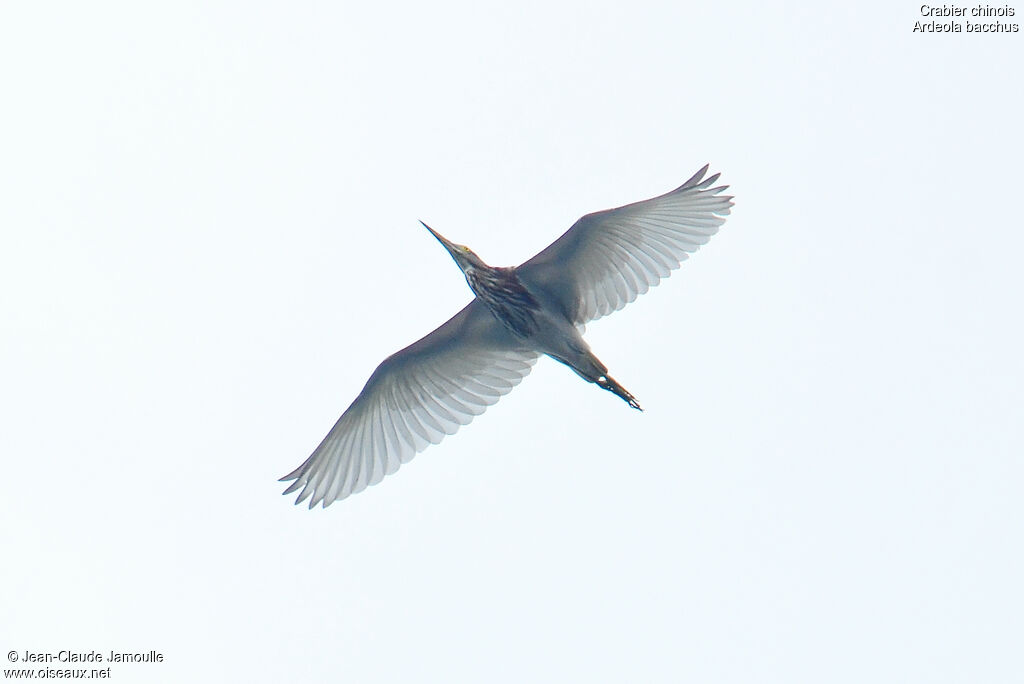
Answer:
[282,165,733,507]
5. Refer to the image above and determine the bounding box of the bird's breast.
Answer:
[469,268,542,339]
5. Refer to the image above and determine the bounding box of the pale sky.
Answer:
[2,2,1022,682]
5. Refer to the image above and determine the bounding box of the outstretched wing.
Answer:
[281,300,538,508]
[517,165,733,324]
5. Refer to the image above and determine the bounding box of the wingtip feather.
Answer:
[679,164,710,190]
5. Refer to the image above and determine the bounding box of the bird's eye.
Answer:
[462,246,471,252]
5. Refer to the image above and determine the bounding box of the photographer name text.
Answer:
[17,650,163,664]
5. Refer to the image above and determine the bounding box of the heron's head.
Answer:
[421,221,488,275]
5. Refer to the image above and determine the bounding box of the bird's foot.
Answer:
[598,375,643,411]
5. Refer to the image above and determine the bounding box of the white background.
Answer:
[2,2,1021,682]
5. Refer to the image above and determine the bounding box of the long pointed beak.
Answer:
[420,221,461,258]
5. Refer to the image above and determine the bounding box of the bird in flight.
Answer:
[282,165,733,507]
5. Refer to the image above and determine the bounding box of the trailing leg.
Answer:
[542,331,644,411]
[597,374,643,411]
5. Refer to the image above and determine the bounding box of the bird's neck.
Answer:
[465,266,541,339]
